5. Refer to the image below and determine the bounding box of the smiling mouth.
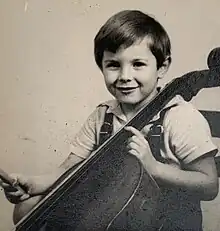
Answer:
[116,86,138,93]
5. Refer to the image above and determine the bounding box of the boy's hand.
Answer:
[0,174,30,204]
[125,126,157,173]
[0,173,57,204]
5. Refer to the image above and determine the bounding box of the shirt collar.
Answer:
[104,100,127,122]
[102,95,184,123]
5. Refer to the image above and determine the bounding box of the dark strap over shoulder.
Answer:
[147,104,178,163]
[98,109,114,146]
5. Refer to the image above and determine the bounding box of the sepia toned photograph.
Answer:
[0,1,220,230]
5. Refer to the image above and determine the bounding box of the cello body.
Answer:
[13,47,220,231]
[40,153,161,231]
[15,122,162,231]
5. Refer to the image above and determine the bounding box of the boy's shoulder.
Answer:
[163,95,209,130]
[164,95,200,118]
[96,99,120,114]
[90,99,119,122]
[97,99,119,108]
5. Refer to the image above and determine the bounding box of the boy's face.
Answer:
[101,37,168,107]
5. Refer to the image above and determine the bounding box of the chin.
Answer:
[118,98,143,106]
[120,95,152,108]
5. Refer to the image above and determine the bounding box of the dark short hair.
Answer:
[94,10,171,69]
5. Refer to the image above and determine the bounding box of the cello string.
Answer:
[105,162,144,231]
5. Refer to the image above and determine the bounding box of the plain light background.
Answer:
[0,1,220,230]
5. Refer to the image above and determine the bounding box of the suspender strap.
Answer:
[147,104,178,163]
[98,110,114,146]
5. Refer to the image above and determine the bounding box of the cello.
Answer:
[9,47,220,230]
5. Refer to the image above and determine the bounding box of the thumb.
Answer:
[124,126,146,141]
[7,173,31,201]
[11,173,30,193]
[10,173,26,186]
[16,175,39,196]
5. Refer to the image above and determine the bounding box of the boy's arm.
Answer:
[152,151,219,201]
[159,103,219,200]
[10,108,99,223]
[3,106,98,203]
[56,153,85,178]
[126,102,219,201]
[11,153,87,224]
[126,126,219,201]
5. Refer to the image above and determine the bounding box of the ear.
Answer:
[157,56,171,79]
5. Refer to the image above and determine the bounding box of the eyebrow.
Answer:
[103,58,148,63]
[133,58,148,62]
[103,59,118,63]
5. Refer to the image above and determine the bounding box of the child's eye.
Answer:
[106,61,120,69]
[133,61,146,67]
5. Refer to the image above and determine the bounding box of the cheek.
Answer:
[103,71,118,86]
[137,70,158,88]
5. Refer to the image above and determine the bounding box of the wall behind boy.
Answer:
[0,1,220,230]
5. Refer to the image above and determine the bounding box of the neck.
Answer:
[120,88,159,121]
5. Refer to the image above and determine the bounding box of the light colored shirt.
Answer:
[70,95,217,166]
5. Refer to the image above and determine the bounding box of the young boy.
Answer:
[1,10,219,231]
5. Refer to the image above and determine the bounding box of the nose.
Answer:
[118,67,132,82]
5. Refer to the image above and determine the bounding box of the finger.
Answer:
[125,126,146,142]
[1,173,22,188]
[127,141,140,152]
[20,193,30,201]
[10,173,25,185]
[15,175,28,187]
[14,175,29,193]
[1,184,19,192]
[128,149,139,158]
[6,190,24,197]
[5,191,30,204]
[0,178,12,188]
[128,135,144,147]
[0,181,10,188]
[127,129,151,150]
[1,174,29,196]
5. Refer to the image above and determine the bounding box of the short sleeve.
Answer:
[166,103,218,164]
[69,108,99,159]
